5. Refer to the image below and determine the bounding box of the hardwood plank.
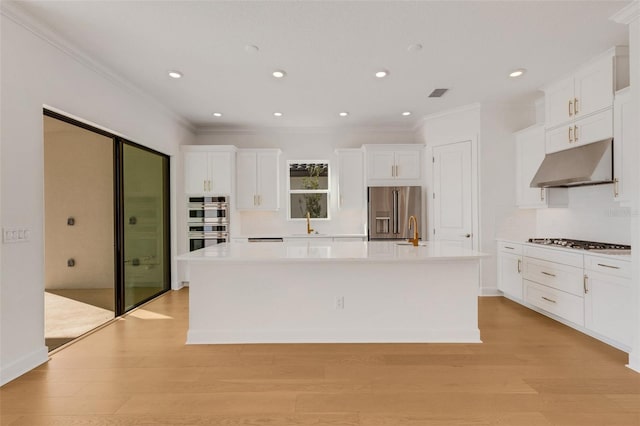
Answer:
[1,290,639,426]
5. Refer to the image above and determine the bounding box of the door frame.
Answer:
[426,136,479,252]
[43,109,171,316]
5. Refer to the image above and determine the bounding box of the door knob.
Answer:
[463,233,471,238]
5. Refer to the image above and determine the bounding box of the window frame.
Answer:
[286,160,331,221]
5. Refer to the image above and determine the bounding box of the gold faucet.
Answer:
[306,211,314,234]
[408,215,419,246]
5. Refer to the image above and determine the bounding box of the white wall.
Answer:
[0,9,195,385]
[535,185,631,244]
[194,128,419,237]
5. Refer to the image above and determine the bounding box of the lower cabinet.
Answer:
[497,243,523,300]
[584,255,633,347]
[496,240,632,351]
[524,280,584,326]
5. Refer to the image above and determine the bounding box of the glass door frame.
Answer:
[43,109,171,317]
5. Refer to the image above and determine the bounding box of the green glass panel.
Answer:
[122,143,169,311]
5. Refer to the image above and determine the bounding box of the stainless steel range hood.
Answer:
[530,139,613,188]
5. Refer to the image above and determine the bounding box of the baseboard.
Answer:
[627,351,640,374]
[171,280,185,290]
[480,287,501,296]
[0,346,48,386]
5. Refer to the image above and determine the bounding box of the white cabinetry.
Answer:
[236,149,280,210]
[515,125,567,208]
[613,87,635,204]
[584,255,632,348]
[183,146,235,195]
[543,47,628,154]
[364,145,424,186]
[497,242,523,300]
[336,148,365,210]
[522,246,585,326]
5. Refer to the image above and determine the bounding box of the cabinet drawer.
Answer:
[525,280,584,326]
[523,257,584,296]
[584,255,631,278]
[523,245,583,268]
[498,241,523,255]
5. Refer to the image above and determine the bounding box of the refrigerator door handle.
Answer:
[392,190,399,234]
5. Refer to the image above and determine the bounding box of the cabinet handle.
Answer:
[597,263,620,270]
[204,180,207,192]
[574,125,578,142]
[395,165,399,177]
[504,246,515,250]
[542,296,557,304]
[253,195,257,206]
[574,97,579,115]
[583,274,589,294]
[208,180,212,192]
[540,188,545,201]
[568,99,574,117]
[613,178,619,197]
[517,259,522,273]
[568,126,573,143]
[541,271,556,277]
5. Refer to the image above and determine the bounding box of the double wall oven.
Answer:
[188,196,229,251]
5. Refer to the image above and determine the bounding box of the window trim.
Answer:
[287,160,331,221]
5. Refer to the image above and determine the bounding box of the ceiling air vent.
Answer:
[428,88,449,98]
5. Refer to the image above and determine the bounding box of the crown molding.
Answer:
[195,124,417,136]
[414,103,482,130]
[1,1,196,133]
[610,1,640,25]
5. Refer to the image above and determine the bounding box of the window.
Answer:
[288,161,330,219]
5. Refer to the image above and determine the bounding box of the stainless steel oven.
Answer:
[188,196,229,251]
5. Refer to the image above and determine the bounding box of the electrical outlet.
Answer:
[335,296,345,310]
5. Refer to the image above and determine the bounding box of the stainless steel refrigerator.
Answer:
[368,186,422,240]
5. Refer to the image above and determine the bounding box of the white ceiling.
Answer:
[10,1,631,131]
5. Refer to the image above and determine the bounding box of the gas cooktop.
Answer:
[528,238,631,254]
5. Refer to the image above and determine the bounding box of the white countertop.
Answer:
[178,240,488,263]
[496,238,631,261]
[234,233,367,239]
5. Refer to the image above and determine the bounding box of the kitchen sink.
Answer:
[396,242,429,246]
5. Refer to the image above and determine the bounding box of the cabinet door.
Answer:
[184,151,210,194]
[545,77,575,129]
[545,124,573,154]
[572,108,612,148]
[574,56,614,120]
[236,151,258,209]
[337,150,364,210]
[584,272,632,347]
[255,151,280,210]
[516,125,547,207]
[498,252,523,300]
[394,150,422,180]
[367,151,395,180]
[208,151,233,195]
[614,89,634,203]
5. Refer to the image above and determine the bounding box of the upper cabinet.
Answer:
[236,149,280,211]
[364,144,424,186]
[336,148,365,210]
[183,146,235,195]
[543,46,629,154]
[515,125,567,208]
[613,87,634,205]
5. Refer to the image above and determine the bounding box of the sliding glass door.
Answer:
[120,142,170,312]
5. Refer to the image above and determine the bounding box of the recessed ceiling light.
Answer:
[402,111,412,116]
[375,70,389,78]
[509,68,526,78]
[272,70,286,79]
[213,112,223,117]
[273,112,283,117]
[339,112,349,117]
[168,71,183,79]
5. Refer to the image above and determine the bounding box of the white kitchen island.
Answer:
[177,240,487,344]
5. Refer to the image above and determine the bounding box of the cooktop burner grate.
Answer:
[528,238,631,251]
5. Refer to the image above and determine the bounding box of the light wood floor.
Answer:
[1,289,639,426]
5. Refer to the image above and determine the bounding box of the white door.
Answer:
[432,141,473,249]
[394,150,422,180]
